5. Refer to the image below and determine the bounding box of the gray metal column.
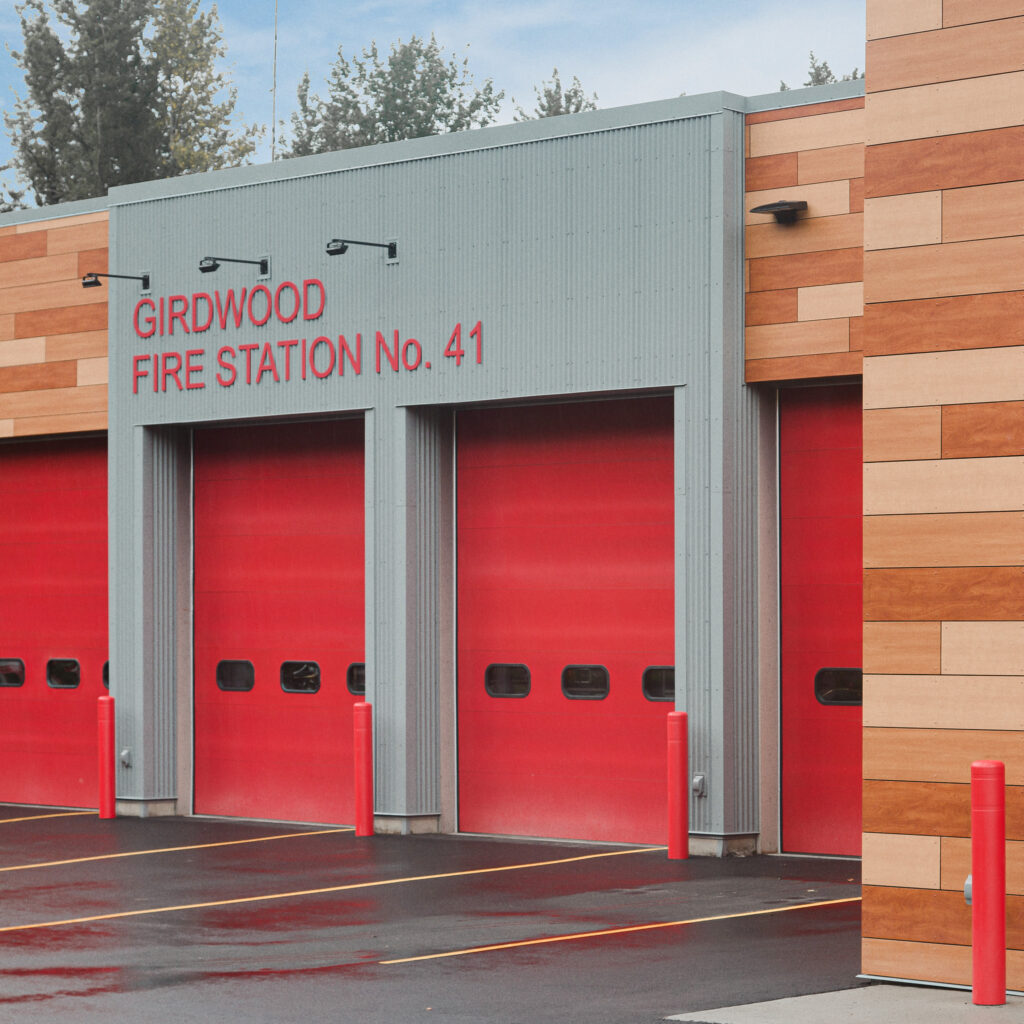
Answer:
[365,404,451,832]
[108,424,189,815]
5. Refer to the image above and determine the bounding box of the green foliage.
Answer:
[284,35,503,156]
[149,0,261,176]
[4,0,260,206]
[514,68,598,120]
[779,51,864,92]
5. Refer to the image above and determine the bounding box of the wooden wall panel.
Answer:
[863,407,941,462]
[864,512,1024,567]
[861,832,941,888]
[866,72,1024,146]
[799,144,865,184]
[0,337,46,368]
[864,347,1024,409]
[942,621,1024,674]
[867,0,943,40]
[863,673,1024,729]
[864,292,1024,356]
[867,18,1024,93]
[943,180,1024,243]
[864,192,941,250]
[745,289,797,327]
[865,728,1024,783]
[746,153,798,191]
[747,214,863,259]
[744,351,860,384]
[944,0,1024,27]
[942,400,1024,458]
[866,127,1024,199]
[864,237,1024,303]
[748,249,862,291]
[863,456,1024,514]
[863,621,942,673]
[864,568,1024,621]
[865,781,1024,839]
[797,282,862,321]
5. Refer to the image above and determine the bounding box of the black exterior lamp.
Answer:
[199,256,269,275]
[81,271,151,290]
[326,238,398,259]
[749,199,808,225]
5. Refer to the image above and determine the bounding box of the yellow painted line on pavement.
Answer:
[0,811,96,824]
[0,827,355,873]
[0,845,661,933]
[380,896,864,964]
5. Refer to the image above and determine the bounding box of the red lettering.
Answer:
[191,293,214,333]
[185,349,205,390]
[256,342,280,383]
[471,320,483,364]
[237,343,258,384]
[274,282,300,323]
[376,330,399,373]
[401,337,422,370]
[310,336,336,378]
[134,299,157,339]
[444,323,464,366]
[161,351,184,392]
[338,333,361,375]
[168,295,189,335]
[277,339,298,381]
[132,354,150,394]
[247,285,273,327]
[301,338,307,380]
[303,279,326,321]
[216,346,237,386]
[159,297,166,337]
[153,354,159,392]
[215,289,248,329]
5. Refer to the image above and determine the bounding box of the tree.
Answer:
[779,51,863,91]
[283,35,503,157]
[148,0,261,176]
[4,0,259,206]
[514,68,598,120]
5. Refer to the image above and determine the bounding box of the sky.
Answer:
[0,0,867,176]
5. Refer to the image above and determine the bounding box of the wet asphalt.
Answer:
[0,808,864,1022]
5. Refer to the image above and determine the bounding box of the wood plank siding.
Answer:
[0,211,108,437]
[862,0,1024,989]
[744,99,864,383]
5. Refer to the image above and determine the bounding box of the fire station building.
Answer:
[0,0,1021,992]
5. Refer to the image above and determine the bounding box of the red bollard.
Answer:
[353,702,374,837]
[971,760,1006,1005]
[97,695,116,819]
[667,711,688,859]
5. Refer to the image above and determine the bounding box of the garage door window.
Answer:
[814,667,862,707]
[47,659,80,689]
[216,660,255,692]
[0,658,25,687]
[347,663,366,695]
[642,666,674,702]
[281,661,321,694]
[562,665,609,700]
[484,663,530,698]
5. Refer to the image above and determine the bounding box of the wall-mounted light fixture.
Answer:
[81,271,151,290]
[199,255,269,275]
[748,199,808,225]
[326,238,398,259]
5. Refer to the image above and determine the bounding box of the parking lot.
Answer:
[0,807,863,1022]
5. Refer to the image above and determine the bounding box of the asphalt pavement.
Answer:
[3,805,989,1022]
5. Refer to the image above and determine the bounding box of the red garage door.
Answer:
[457,398,674,844]
[193,419,364,823]
[779,385,862,856]
[0,437,108,808]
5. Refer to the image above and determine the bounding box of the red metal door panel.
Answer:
[457,398,674,844]
[780,385,862,856]
[193,419,364,823]
[0,437,108,807]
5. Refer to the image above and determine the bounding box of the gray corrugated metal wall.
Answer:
[105,91,761,838]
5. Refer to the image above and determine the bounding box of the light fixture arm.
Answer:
[326,238,398,259]
[199,256,270,275]
[81,271,150,290]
